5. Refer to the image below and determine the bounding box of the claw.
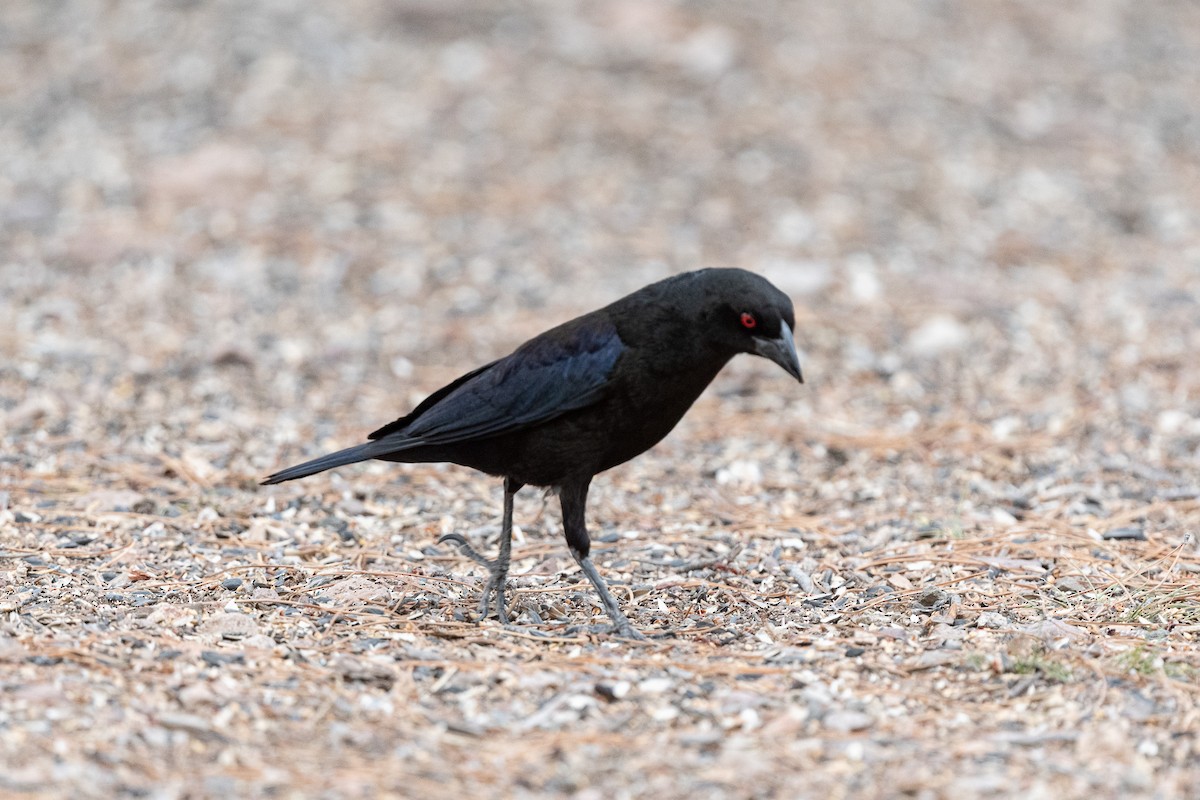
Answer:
[439,533,511,622]
[613,622,647,641]
[437,532,493,569]
[437,478,521,624]
[563,621,647,640]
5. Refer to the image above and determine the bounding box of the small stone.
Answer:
[595,680,631,701]
[716,459,763,488]
[201,650,245,667]
[1013,618,1088,644]
[907,315,969,356]
[202,612,258,641]
[638,677,673,694]
[823,710,873,732]
[908,650,960,671]
[914,587,951,611]
[1054,577,1092,593]
[786,564,815,593]
[1102,526,1146,541]
[991,507,1019,526]
[331,655,396,688]
[1156,409,1191,434]
[977,611,1010,629]
[157,712,214,735]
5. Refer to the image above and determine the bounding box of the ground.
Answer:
[3,2,1200,798]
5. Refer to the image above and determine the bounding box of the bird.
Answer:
[262,268,803,639]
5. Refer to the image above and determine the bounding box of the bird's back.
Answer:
[380,276,742,486]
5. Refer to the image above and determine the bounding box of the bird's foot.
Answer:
[501,623,559,638]
[564,620,647,641]
[569,552,647,640]
[438,533,511,624]
[610,618,648,641]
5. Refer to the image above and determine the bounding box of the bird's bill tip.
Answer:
[753,323,804,384]
[779,357,805,384]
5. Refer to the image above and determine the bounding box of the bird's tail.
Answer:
[260,442,378,485]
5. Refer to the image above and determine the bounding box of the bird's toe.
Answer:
[614,624,648,641]
[438,533,493,568]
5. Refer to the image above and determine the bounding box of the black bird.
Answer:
[262,268,803,638]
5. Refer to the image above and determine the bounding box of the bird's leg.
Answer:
[560,481,646,640]
[485,478,517,622]
[569,549,645,640]
[439,477,522,623]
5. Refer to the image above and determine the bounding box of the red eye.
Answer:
[740,312,757,330]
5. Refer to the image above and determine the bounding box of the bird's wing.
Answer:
[366,318,623,448]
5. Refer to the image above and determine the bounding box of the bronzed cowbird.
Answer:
[263,268,803,638]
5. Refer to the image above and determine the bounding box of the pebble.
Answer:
[823,710,874,733]
[907,316,970,356]
[638,677,674,694]
[595,680,632,701]
[201,650,245,667]
[1102,526,1146,541]
[915,587,952,611]
[157,712,214,735]
[976,611,1010,629]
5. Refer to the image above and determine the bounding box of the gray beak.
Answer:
[752,321,804,383]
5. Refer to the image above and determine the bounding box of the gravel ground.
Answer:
[3,1,1200,797]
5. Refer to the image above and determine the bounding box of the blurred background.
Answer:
[4,3,1200,796]
[3,0,1199,476]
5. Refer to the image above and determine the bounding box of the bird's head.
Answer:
[698,268,804,384]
